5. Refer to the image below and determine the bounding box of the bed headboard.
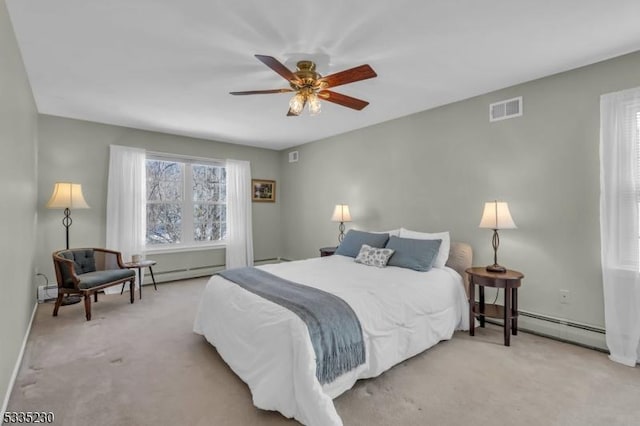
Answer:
[445,242,472,297]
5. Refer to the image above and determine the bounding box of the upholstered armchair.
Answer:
[52,248,136,320]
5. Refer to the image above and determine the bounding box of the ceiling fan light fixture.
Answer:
[289,93,305,115]
[308,93,321,116]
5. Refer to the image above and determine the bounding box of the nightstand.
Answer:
[319,246,337,257]
[466,267,524,346]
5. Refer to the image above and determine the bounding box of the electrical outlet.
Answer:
[559,289,570,304]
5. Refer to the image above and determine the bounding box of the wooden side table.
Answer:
[466,267,524,346]
[120,260,158,299]
[320,246,337,257]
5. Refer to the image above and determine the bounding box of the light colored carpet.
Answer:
[7,277,640,426]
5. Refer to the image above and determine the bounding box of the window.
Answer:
[145,155,226,249]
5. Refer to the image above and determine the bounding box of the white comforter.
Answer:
[193,255,469,426]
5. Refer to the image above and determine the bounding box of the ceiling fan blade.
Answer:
[320,64,377,89]
[230,89,293,95]
[255,55,300,83]
[318,90,370,110]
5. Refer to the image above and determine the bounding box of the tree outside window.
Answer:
[146,157,226,247]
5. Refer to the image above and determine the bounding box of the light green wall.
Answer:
[0,0,38,409]
[280,51,640,332]
[36,115,282,283]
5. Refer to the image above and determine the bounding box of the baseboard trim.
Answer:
[1,302,38,417]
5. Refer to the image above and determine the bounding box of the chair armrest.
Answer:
[52,255,81,289]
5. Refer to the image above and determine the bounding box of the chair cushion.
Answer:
[60,249,97,274]
[77,269,135,289]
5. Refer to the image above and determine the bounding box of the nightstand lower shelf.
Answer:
[473,302,508,319]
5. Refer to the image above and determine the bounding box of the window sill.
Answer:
[144,242,226,255]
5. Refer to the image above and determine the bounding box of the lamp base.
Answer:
[486,264,507,273]
[61,295,81,305]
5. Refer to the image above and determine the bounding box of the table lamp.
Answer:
[479,200,516,273]
[331,204,352,243]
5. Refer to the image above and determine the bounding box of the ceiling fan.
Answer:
[230,55,377,116]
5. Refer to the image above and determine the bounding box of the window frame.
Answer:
[144,151,227,254]
[637,110,640,265]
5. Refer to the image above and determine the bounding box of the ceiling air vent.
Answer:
[489,96,522,122]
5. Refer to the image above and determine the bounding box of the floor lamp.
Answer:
[46,182,90,304]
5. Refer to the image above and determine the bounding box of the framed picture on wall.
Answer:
[252,179,276,202]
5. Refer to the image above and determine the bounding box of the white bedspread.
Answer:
[193,255,469,426]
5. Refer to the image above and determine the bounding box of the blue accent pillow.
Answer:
[335,230,390,258]
[385,236,442,272]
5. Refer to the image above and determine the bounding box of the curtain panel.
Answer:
[600,87,640,366]
[105,145,146,294]
[225,159,254,269]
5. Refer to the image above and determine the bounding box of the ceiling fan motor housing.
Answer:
[290,61,325,91]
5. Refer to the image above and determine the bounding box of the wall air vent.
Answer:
[489,96,522,122]
[288,151,299,163]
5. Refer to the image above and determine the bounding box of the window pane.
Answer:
[193,164,226,202]
[146,160,183,201]
[193,204,226,241]
[146,204,182,245]
[145,157,227,247]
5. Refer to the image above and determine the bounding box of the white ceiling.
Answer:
[6,0,640,150]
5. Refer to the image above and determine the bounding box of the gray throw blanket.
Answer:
[219,267,366,384]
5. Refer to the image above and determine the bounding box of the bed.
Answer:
[193,234,472,426]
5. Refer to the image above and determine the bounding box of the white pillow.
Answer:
[371,229,401,237]
[399,228,450,268]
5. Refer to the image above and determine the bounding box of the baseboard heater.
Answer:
[37,285,58,302]
[484,310,607,352]
[38,258,283,302]
[141,258,282,284]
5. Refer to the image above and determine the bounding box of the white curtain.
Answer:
[225,159,253,269]
[105,145,146,294]
[600,87,640,366]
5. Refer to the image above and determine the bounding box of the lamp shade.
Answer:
[46,182,90,209]
[331,204,352,222]
[479,201,516,230]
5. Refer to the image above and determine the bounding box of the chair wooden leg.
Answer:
[53,292,64,317]
[129,279,135,304]
[84,294,92,321]
[94,292,98,303]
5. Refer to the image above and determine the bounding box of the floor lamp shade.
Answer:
[479,201,516,273]
[46,182,90,249]
[331,204,352,243]
[46,183,90,209]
